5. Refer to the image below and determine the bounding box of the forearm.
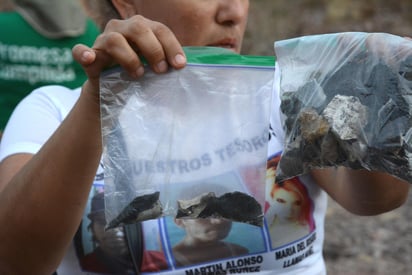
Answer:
[311,166,410,216]
[0,87,102,274]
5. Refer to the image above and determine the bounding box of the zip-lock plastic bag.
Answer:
[100,47,275,228]
[274,32,412,182]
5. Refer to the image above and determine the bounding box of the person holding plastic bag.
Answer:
[0,1,410,275]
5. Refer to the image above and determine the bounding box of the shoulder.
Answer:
[0,85,81,161]
[31,84,81,98]
[26,85,81,109]
[13,85,81,120]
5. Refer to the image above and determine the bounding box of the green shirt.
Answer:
[0,12,100,130]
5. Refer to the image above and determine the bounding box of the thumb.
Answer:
[72,44,113,81]
[72,44,96,68]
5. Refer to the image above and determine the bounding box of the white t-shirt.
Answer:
[0,67,328,275]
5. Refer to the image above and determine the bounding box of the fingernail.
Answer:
[156,60,168,72]
[175,54,186,65]
[135,66,144,78]
[82,50,93,62]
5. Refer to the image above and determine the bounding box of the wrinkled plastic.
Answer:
[100,47,275,228]
[275,32,412,182]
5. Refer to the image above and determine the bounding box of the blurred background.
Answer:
[243,1,412,274]
[244,0,411,55]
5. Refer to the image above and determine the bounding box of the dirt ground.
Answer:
[323,191,412,275]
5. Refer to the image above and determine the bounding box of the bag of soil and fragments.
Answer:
[274,32,412,183]
[100,47,275,229]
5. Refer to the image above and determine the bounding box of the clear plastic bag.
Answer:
[274,32,412,182]
[100,47,275,228]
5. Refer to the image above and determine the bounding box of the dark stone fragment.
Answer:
[277,52,412,183]
[106,191,162,230]
[176,191,263,227]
